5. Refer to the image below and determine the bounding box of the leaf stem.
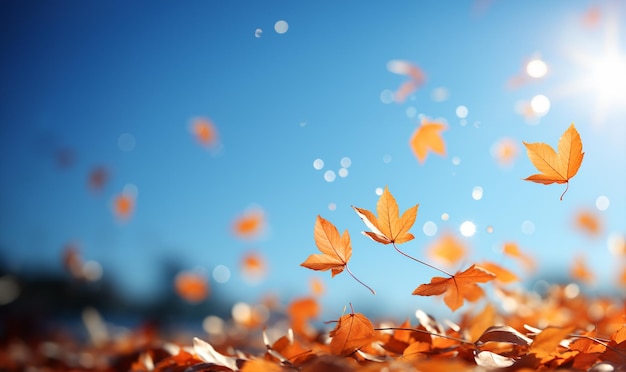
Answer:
[560,181,569,201]
[393,243,453,277]
[374,327,472,345]
[345,264,376,295]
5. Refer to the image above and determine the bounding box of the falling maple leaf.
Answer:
[174,271,209,303]
[523,123,584,200]
[412,264,496,311]
[301,215,375,294]
[573,209,603,236]
[232,207,266,240]
[570,255,595,283]
[329,306,376,356]
[491,137,519,167]
[287,297,319,337]
[87,165,110,193]
[240,250,267,282]
[386,60,426,103]
[502,241,536,271]
[190,117,219,148]
[427,232,468,266]
[352,186,418,245]
[409,118,447,164]
[478,261,519,283]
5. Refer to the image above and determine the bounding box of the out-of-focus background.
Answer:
[0,0,625,331]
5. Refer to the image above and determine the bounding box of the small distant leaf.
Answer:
[478,261,519,283]
[523,123,584,200]
[232,207,266,239]
[191,117,219,148]
[502,242,536,271]
[387,60,426,103]
[410,118,447,164]
[412,264,496,311]
[352,186,418,245]
[175,271,209,303]
[427,232,467,266]
[570,255,595,283]
[573,209,603,236]
[329,310,376,356]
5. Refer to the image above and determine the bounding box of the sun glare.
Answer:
[590,51,626,107]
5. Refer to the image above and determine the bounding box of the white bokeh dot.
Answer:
[340,157,351,168]
[254,28,263,38]
[380,89,394,104]
[456,105,469,119]
[383,154,392,163]
[521,220,535,235]
[441,213,449,221]
[375,187,383,196]
[274,20,288,34]
[596,195,610,211]
[313,159,324,170]
[338,168,349,178]
[213,265,231,283]
[423,221,437,237]
[452,156,461,165]
[472,186,483,200]
[324,170,336,182]
[328,202,336,211]
[530,94,550,116]
[460,221,476,237]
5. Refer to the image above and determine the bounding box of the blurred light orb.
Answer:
[595,195,610,211]
[441,213,449,221]
[83,261,102,281]
[452,156,461,165]
[460,221,476,237]
[313,158,324,170]
[382,154,392,163]
[0,275,19,305]
[486,225,494,233]
[608,233,626,256]
[118,133,136,152]
[203,315,224,335]
[213,265,231,283]
[328,202,336,211]
[406,106,417,118]
[423,221,437,236]
[380,89,394,104]
[526,59,548,78]
[375,187,383,196]
[456,105,469,119]
[530,94,550,116]
[324,170,336,182]
[123,183,138,198]
[340,157,351,168]
[232,302,252,324]
[431,87,450,102]
[338,168,348,178]
[274,20,288,34]
[471,186,483,200]
[521,220,535,235]
[254,28,263,38]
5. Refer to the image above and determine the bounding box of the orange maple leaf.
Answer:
[412,264,496,311]
[301,216,375,294]
[352,186,418,245]
[427,232,468,266]
[410,118,447,164]
[502,241,536,271]
[300,215,352,276]
[174,271,209,303]
[232,207,266,240]
[329,307,376,356]
[523,123,584,200]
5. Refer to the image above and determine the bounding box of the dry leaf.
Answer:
[329,310,376,356]
[523,123,584,200]
[352,186,418,245]
[300,215,351,277]
[174,271,209,303]
[478,261,519,283]
[410,118,447,164]
[232,207,266,239]
[412,264,496,311]
[502,242,536,271]
[427,232,467,266]
[570,255,594,283]
[387,60,425,103]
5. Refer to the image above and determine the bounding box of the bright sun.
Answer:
[554,12,626,126]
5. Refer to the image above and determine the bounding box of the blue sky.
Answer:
[1,1,625,321]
